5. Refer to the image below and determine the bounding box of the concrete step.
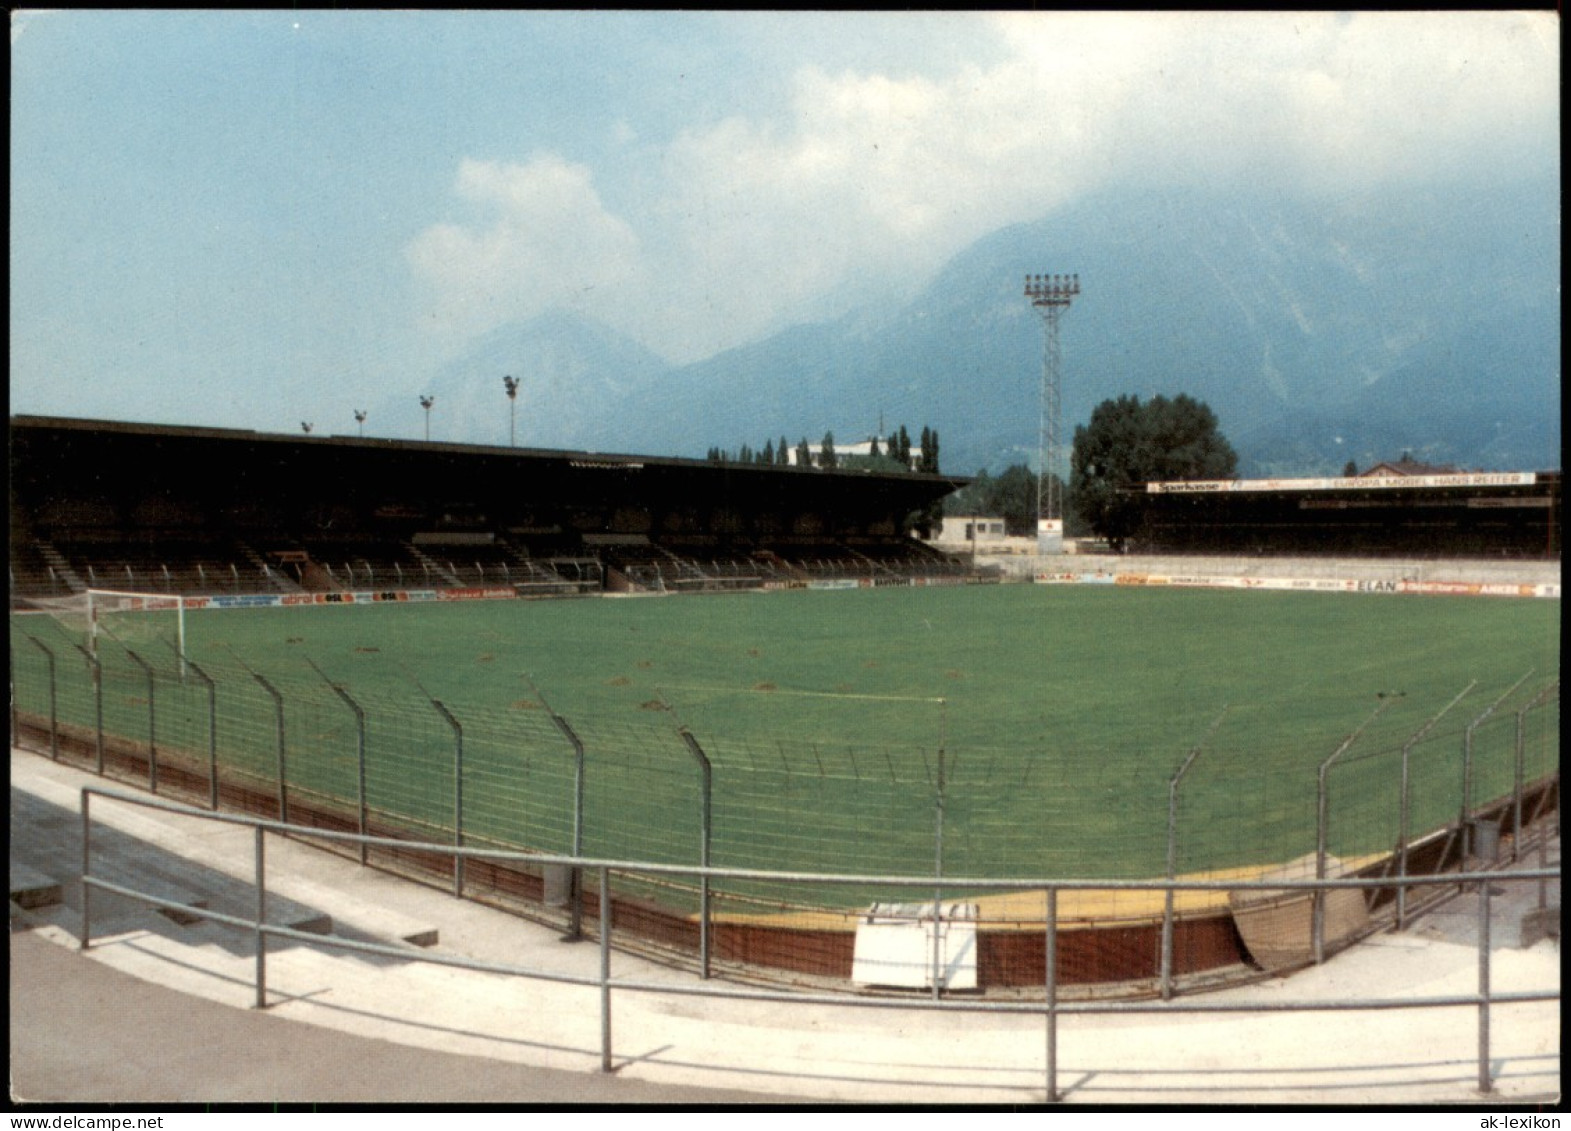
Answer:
[263,874,438,949]
[86,872,210,931]
[1519,906,1560,949]
[10,862,63,910]
[81,842,329,934]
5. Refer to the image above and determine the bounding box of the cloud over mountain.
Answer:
[400,13,1557,372]
[419,175,1558,479]
[11,12,1557,443]
[407,156,645,343]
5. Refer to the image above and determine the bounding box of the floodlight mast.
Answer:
[503,375,520,447]
[1024,273,1080,552]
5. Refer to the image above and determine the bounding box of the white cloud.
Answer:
[409,12,1556,364]
[1294,12,1558,183]
[615,58,1102,357]
[988,11,1559,192]
[407,155,645,340]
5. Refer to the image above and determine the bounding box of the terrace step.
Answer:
[85,865,336,938]
[10,862,63,910]
[261,871,438,949]
[236,542,303,593]
[1519,906,1560,949]
[403,543,461,588]
[35,542,87,594]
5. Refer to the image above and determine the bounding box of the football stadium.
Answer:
[10,415,1559,996]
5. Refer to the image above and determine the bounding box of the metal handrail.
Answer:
[78,784,1560,1101]
[77,782,1556,895]
[72,873,1563,1016]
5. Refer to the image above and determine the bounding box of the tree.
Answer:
[991,465,1038,535]
[819,431,838,469]
[761,439,775,465]
[947,468,991,515]
[1341,459,1358,477]
[1070,393,1237,551]
[777,436,790,466]
[796,437,812,468]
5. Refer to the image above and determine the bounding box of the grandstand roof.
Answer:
[9,415,966,540]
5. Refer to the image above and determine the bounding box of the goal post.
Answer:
[84,589,189,673]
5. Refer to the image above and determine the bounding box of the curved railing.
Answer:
[75,784,1560,1101]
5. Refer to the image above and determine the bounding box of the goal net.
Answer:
[83,589,189,668]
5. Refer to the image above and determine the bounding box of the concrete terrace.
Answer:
[8,746,1561,1107]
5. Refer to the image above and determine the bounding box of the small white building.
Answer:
[934,515,1009,543]
[786,435,918,470]
[929,515,1067,559]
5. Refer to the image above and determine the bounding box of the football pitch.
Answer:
[12,584,1561,901]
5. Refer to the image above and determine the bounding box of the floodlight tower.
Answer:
[503,375,520,447]
[419,395,435,441]
[1024,273,1080,553]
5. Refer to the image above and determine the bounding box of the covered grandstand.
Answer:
[1130,471,1561,559]
[8,415,972,604]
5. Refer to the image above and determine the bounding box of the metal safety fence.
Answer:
[75,785,1559,1101]
[11,624,1561,992]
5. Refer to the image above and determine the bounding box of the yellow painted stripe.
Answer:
[709,855,1387,931]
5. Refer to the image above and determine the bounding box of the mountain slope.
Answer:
[407,178,1559,476]
[370,311,673,452]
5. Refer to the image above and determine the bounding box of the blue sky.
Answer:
[10,11,1558,438]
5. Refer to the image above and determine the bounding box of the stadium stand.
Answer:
[9,416,970,606]
[1130,471,1561,559]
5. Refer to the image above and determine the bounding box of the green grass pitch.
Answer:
[14,585,1560,899]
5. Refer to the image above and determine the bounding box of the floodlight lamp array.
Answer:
[1024,273,1080,305]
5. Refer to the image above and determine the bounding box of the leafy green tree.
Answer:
[946,468,991,513]
[761,439,775,465]
[778,436,791,466]
[1070,393,1237,551]
[1341,459,1358,477]
[819,431,838,469]
[988,464,1037,535]
[796,437,812,468]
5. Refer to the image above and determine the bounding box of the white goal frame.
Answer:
[85,588,189,673]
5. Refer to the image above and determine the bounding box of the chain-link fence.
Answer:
[10,626,1560,992]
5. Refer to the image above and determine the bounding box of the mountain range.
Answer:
[375,177,1560,477]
